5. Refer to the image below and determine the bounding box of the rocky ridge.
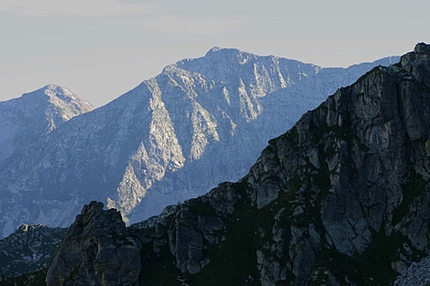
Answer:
[46,202,141,286]
[0,224,67,277]
[0,84,93,163]
[394,256,430,285]
[42,44,430,285]
[0,49,397,238]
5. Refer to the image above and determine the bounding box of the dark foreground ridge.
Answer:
[5,43,430,285]
[0,48,397,239]
[46,202,141,285]
[0,224,66,277]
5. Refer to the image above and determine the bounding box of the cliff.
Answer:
[0,224,66,277]
[44,43,430,285]
[0,50,397,239]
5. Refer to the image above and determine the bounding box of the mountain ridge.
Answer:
[42,43,430,285]
[0,84,93,163]
[0,48,398,238]
[0,224,67,277]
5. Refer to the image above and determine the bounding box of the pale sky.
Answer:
[1,0,429,107]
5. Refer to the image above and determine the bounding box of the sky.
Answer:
[1,0,430,107]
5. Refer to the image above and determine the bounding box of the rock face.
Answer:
[44,44,430,285]
[0,48,397,238]
[0,224,67,277]
[0,84,93,163]
[394,256,430,285]
[46,201,141,286]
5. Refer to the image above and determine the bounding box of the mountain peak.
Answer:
[0,84,93,162]
[42,84,79,102]
[206,46,223,54]
[414,42,430,53]
[46,201,140,286]
[205,46,243,56]
[0,46,399,242]
[63,43,430,285]
[22,84,92,109]
[22,84,63,99]
[203,46,255,63]
[41,43,430,284]
[396,42,430,87]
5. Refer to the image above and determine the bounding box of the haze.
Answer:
[1,0,429,107]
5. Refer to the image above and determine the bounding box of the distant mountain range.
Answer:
[0,224,66,277]
[0,84,93,162]
[0,47,398,238]
[4,43,428,285]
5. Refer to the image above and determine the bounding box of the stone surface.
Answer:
[0,224,67,277]
[0,49,397,239]
[394,256,430,285]
[41,43,430,285]
[0,84,93,163]
[8,44,430,285]
[126,43,430,285]
[46,201,141,286]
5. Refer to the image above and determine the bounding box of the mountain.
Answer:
[0,224,67,277]
[44,43,430,285]
[0,84,93,162]
[0,49,398,238]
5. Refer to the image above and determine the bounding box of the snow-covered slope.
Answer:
[0,84,93,162]
[0,48,398,238]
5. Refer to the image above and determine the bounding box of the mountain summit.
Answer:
[0,84,93,162]
[44,43,430,285]
[0,48,397,238]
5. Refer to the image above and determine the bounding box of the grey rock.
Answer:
[0,224,67,277]
[8,44,430,285]
[0,49,398,238]
[394,256,430,285]
[0,84,93,163]
[46,201,141,286]
[133,42,430,285]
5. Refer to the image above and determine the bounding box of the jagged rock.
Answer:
[7,44,430,285]
[0,224,67,277]
[0,50,398,239]
[203,182,239,214]
[245,43,430,284]
[0,84,93,163]
[158,195,227,275]
[414,42,430,53]
[124,43,430,285]
[46,201,141,286]
[394,256,430,285]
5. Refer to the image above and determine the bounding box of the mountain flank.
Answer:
[0,224,66,277]
[40,43,430,285]
[0,49,397,238]
[0,84,93,162]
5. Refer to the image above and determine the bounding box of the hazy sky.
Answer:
[1,0,429,107]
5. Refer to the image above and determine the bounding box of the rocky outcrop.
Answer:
[0,84,93,163]
[46,201,141,286]
[0,48,398,239]
[241,42,430,285]
[86,43,430,285]
[0,224,66,277]
[6,44,430,285]
[394,255,430,285]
